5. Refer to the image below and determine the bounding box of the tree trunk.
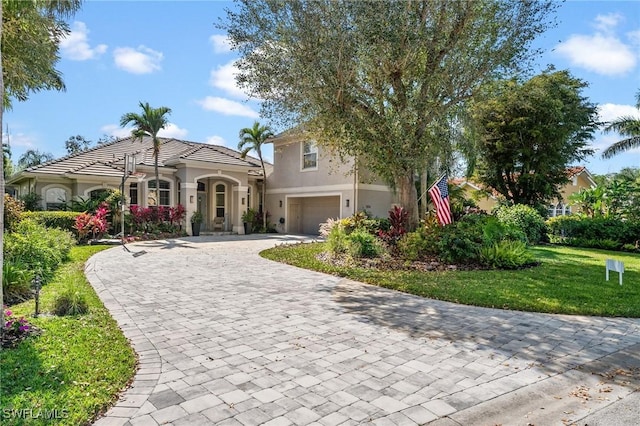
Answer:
[419,169,428,219]
[154,157,160,221]
[261,173,267,232]
[397,172,419,231]
[1,0,5,347]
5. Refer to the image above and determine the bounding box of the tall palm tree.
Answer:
[238,121,274,231]
[120,102,172,210]
[601,90,640,159]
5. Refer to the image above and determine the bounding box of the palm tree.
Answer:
[18,149,54,169]
[120,102,172,211]
[601,90,640,159]
[238,121,274,231]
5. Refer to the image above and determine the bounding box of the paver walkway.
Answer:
[88,235,640,426]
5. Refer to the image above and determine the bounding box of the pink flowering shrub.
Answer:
[74,203,109,242]
[128,204,186,234]
[2,308,38,348]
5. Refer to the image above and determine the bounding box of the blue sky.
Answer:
[4,0,640,176]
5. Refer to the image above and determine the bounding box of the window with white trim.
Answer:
[129,183,138,206]
[148,180,170,206]
[302,141,318,170]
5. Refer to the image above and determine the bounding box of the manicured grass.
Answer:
[1,245,137,426]
[261,243,640,317]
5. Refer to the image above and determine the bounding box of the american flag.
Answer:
[428,174,453,225]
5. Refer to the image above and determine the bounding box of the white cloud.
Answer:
[4,132,36,150]
[555,34,636,75]
[113,46,163,74]
[197,96,259,118]
[60,21,108,61]
[158,123,188,139]
[594,13,623,34]
[101,124,132,139]
[205,135,227,146]
[209,60,249,99]
[210,34,232,53]
[598,103,640,123]
[102,123,188,139]
[628,29,640,46]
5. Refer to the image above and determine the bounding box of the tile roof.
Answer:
[13,136,266,180]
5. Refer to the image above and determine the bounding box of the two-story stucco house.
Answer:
[7,136,270,235]
[264,130,396,234]
[455,166,598,216]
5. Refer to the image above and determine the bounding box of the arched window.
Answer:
[215,183,225,218]
[45,187,68,210]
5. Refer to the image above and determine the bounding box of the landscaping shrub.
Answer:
[377,206,408,246]
[74,205,109,242]
[437,218,485,264]
[397,229,439,261]
[3,259,34,305]
[480,240,535,269]
[4,194,24,231]
[547,215,639,249]
[22,210,81,234]
[54,289,90,316]
[327,224,348,254]
[495,204,547,244]
[19,192,42,211]
[346,228,384,258]
[4,219,76,282]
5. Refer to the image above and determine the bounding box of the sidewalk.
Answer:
[86,235,640,425]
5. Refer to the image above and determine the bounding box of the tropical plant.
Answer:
[17,149,54,169]
[190,210,204,224]
[2,0,83,107]
[601,90,640,159]
[19,192,42,211]
[120,101,172,214]
[3,260,34,305]
[238,121,274,231]
[568,187,605,218]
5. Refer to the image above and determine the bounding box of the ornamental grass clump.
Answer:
[54,291,90,316]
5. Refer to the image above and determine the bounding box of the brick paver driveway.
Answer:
[88,235,640,426]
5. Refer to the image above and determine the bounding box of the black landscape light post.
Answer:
[32,275,42,318]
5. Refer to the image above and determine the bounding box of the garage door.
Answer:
[288,196,340,235]
[301,196,340,234]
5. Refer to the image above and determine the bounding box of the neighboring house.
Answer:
[6,136,269,235]
[265,130,396,234]
[454,166,598,216]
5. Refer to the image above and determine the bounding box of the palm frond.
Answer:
[601,136,640,159]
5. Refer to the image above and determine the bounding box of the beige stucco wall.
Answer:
[268,140,355,188]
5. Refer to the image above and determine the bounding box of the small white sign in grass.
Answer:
[606,259,624,286]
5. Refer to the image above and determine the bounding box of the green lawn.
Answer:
[1,245,137,426]
[261,243,640,317]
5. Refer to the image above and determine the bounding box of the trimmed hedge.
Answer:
[547,215,640,251]
[22,211,82,234]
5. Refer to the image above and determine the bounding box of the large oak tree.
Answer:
[469,70,598,210]
[220,0,557,228]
